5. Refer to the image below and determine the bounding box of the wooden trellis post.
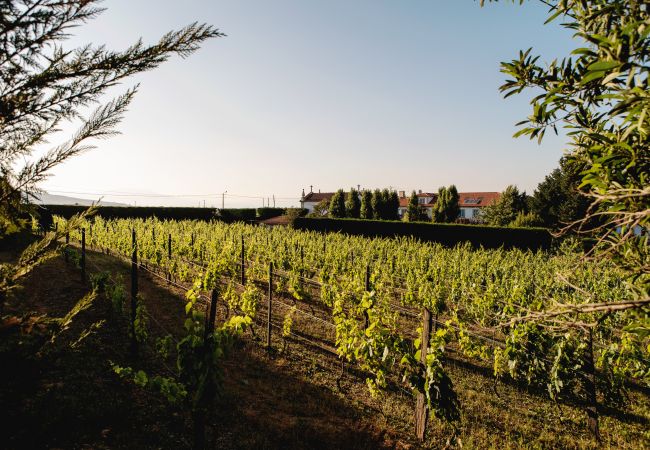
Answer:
[80,228,86,282]
[240,235,245,285]
[267,262,273,349]
[195,289,218,450]
[64,232,69,262]
[585,328,600,441]
[130,229,138,355]
[167,233,172,283]
[415,307,433,441]
[205,288,218,338]
[364,263,371,329]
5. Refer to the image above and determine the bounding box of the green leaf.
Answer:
[580,70,605,85]
[134,370,148,387]
[587,60,619,72]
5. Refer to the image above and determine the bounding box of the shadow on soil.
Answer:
[0,252,394,450]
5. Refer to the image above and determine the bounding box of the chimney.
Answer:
[418,189,422,194]
[399,190,405,198]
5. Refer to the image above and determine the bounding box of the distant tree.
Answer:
[371,189,382,220]
[308,199,329,217]
[360,190,373,219]
[509,211,543,228]
[380,189,391,219]
[405,191,424,222]
[329,190,346,218]
[531,158,590,229]
[387,190,400,220]
[483,185,528,226]
[345,188,361,218]
[432,187,447,223]
[285,207,307,227]
[432,185,460,223]
[446,185,460,222]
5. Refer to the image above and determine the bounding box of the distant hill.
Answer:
[34,192,128,207]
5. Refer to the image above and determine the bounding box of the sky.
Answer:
[38,0,577,208]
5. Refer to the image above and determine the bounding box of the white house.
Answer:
[457,192,501,220]
[300,189,337,214]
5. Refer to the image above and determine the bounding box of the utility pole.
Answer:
[273,195,275,207]
[222,190,227,209]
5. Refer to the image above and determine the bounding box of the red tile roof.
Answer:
[304,190,500,209]
[398,196,437,208]
[458,192,500,208]
[397,192,500,209]
[303,192,334,202]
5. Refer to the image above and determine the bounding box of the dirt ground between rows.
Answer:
[0,247,410,449]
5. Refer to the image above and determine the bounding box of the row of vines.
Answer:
[60,216,648,439]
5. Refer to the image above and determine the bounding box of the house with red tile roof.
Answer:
[300,188,500,222]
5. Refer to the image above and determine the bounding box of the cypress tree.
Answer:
[345,188,361,218]
[371,189,382,220]
[388,190,400,220]
[433,185,461,223]
[329,189,346,218]
[406,191,422,222]
[446,185,460,222]
[380,189,391,219]
[360,190,373,219]
[432,187,448,223]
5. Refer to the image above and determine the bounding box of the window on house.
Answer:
[472,209,480,218]
[459,209,465,218]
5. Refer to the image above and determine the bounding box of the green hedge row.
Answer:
[293,217,552,250]
[216,208,257,222]
[44,205,219,221]
[43,205,287,223]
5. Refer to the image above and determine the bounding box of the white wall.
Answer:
[303,201,319,213]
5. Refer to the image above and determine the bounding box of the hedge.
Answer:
[44,205,219,221]
[44,205,289,223]
[293,217,552,250]
[216,208,257,222]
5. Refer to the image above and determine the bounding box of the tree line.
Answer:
[313,165,588,229]
[482,157,589,229]
[319,188,401,221]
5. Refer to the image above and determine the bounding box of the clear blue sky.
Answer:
[40,0,576,207]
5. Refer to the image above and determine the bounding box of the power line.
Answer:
[46,189,299,201]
